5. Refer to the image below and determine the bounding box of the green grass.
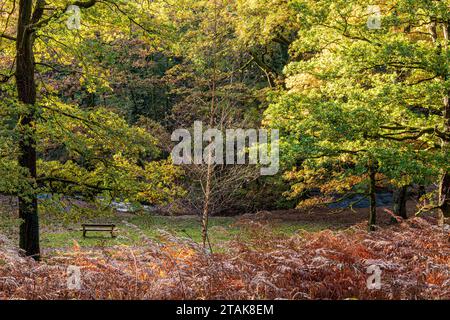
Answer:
[38,214,330,251]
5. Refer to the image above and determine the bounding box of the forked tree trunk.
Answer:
[392,185,408,221]
[368,161,377,231]
[15,0,40,260]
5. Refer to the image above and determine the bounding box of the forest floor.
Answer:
[0,203,448,299]
[1,199,449,299]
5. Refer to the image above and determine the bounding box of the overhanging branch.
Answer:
[37,176,114,192]
[30,0,98,31]
[0,33,16,41]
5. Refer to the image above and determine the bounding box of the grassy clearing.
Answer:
[37,214,332,251]
[0,210,334,251]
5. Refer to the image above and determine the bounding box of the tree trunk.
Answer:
[392,185,408,222]
[439,66,450,218]
[15,0,40,260]
[201,0,218,251]
[201,162,212,249]
[368,162,377,231]
[437,22,450,222]
[438,173,450,222]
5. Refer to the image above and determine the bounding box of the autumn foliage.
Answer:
[1,217,448,300]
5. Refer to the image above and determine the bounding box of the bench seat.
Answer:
[81,224,117,238]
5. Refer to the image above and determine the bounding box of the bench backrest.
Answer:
[82,224,115,228]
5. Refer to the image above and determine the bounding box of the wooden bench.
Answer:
[81,224,117,238]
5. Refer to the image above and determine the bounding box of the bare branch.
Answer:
[0,0,16,42]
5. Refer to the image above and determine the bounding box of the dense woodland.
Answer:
[0,0,449,300]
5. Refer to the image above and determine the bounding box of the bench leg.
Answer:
[83,230,86,238]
